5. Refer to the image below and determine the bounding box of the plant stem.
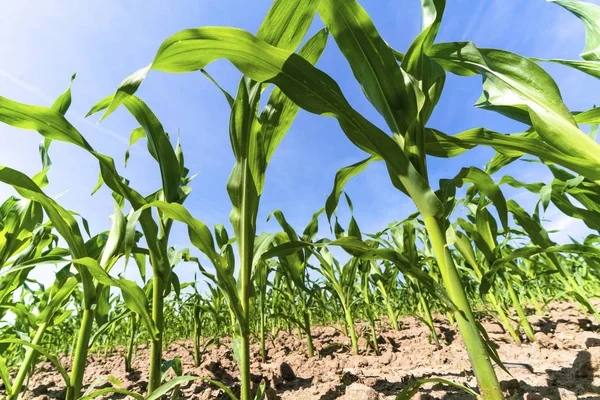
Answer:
[10,323,48,399]
[126,315,137,372]
[148,275,165,394]
[66,308,95,400]
[368,314,380,354]
[528,288,544,316]
[489,293,521,345]
[260,311,266,362]
[424,216,502,400]
[384,297,399,330]
[239,324,252,400]
[505,278,535,342]
[343,306,358,355]
[419,288,440,349]
[303,313,314,357]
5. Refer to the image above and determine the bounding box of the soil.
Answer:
[6,302,600,399]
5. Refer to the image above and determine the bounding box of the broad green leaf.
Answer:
[0,96,170,280]
[99,201,126,268]
[429,42,600,164]
[37,276,79,325]
[325,156,381,221]
[401,0,446,174]
[260,28,329,165]
[533,58,600,79]
[318,0,417,141]
[87,95,181,203]
[424,127,600,183]
[550,0,600,61]
[454,167,508,231]
[99,27,442,217]
[73,257,158,339]
[145,376,238,400]
[0,339,70,387]
[256,0,320,51]
[51,73,76,115]
[396,377,479,400]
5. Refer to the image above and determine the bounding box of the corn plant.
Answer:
[2,0,600,399]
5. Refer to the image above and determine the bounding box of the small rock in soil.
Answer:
[573,347,600,378]
[585,336,600,348]
[340,383,379,400]
[534,332,557,349]
[279,362,296,381]
[501,378,520,394]
[525,393,544,400]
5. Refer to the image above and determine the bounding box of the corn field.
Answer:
[1,0,600,399]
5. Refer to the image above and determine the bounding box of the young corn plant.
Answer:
[52,0,600,397]
[265,208,324,357]
[94,2,328,397]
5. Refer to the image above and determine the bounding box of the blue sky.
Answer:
[1,0,599,286]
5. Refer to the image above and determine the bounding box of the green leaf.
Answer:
[145,376,238,400]
[99,201,126,268]
[325,156,380,221]
[0,339,70,387]
[424,127,600,183]
[429,42,600,164]
[454,167,508,231]
[125,127,146,167]
[260,28,329,165]
[87,95,181,203]
[532,58,600,79]
[550,0,600,61]
[79,388,144,400]
[73,257,159,340]
[99,26,442,217]
[256,0,320,51]
[0,356,12,396]
[37,276,79,325]
[51,73,76,115]
[318,0,418,141]
[396,377,479,399]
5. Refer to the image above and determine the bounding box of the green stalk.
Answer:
[505,279,535,342]
[419,289,440,349]
[9,322,49,400]
[535,286,545,311]
[367,313,380,354]
[239,323,251,400]
[260,310,266,362]
[303,313,314,357]
[66,307,95,400]
[424,216,502,400]
[376,281,399,330]
[238,163,254,400]
[489,293,521,345]
[148,274,165,393]
[548,253,600,323]
[528,288,544,316]
[126,315,138,372]
[343,305,358,355]
[192,307,201,366]
[384,299,399,330]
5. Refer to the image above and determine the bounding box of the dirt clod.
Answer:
[341,383,379,400]
[279,362,296,381]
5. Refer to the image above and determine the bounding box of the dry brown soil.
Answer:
[6,302,600,399]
